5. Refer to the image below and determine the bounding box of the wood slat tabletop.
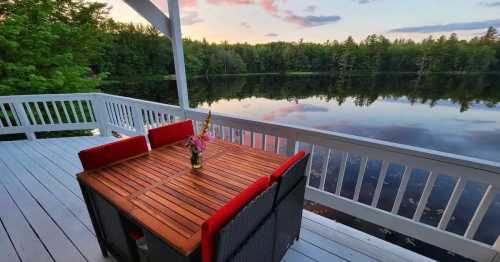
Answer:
[77,139,288,256]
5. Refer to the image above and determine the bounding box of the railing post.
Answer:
[93,94,112,136]
[12,102,36,140]
[132,104,146,135]
[493,236,500,262]
[286,131,298,156]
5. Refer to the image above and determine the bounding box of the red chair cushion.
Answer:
[78,136,148,171]
[270,151,306,184]
[148,120,194,149]
[201,176,270,262]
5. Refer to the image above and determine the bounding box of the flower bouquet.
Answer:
[186,111,214,169]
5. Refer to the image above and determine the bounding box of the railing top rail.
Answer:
[2,93,499,175]
[0,93,96,102]
[186,107,500,176]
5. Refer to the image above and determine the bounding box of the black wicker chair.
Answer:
[202,177,277,262]
[271,152,310,262]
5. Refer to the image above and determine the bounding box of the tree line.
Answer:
[1,0,500,95]
[103,74,500,113]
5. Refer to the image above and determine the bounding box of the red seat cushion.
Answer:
[201,176,270,262]
[78,136,148,171]
[270,151,306,184]
[148,120,194,149]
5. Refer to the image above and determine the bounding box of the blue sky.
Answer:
[101,0,500,43]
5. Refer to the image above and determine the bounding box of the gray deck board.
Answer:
[0,159,85,262]
[0,136,432,262]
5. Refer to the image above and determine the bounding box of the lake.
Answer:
[104,74,500,260]
[105,74,500,162]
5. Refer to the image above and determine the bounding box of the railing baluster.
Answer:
[0,107,4,128]
[392,166,413,214]
[25,102,37,125]
[250,131,255,148]
[119,104,128,127]
[42,102,54,124]
[305,144,315,186]
[9,103,21,126]
[413,172,437,221]
[85,100,95,122]
[108,102,116,125]
[372,160,389,207]
[336,152,349,195]
[229,127,234,143]
[220,126,226,140]
[286,137,298,156]
[319,149,332,190]
[116,103,125,127]
[262,134,267,151]
[104,102,114,125]
[61,101,71,123]
[438,177,466,230]
[274,136,279,154]
[159,113,165,125]
[69,101,79,123]
[126,106,134,128]
[147,110,154,128]
[239,129,244,145]
[353,157,368,201]
[1,103,12,127]
[52,101,62,124]
[34,102,46,125]
[464,185,496,239]
[77,100,86,122]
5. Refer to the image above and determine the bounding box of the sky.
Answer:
[99,0,500,43]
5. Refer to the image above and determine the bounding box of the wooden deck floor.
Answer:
[0,136,433,262]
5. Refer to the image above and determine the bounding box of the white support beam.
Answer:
[122,0,172,38]
[168,0,190,111]
[122,0,189,111]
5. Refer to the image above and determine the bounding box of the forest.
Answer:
[1,0,500,95]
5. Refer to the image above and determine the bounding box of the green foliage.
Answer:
[100,23,174,78]
[0,0,110,95]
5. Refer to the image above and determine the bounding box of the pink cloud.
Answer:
[208,0,255,5]
[260,104,328,121]
[260,0,279,15]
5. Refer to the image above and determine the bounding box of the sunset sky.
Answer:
[100,0,500,43]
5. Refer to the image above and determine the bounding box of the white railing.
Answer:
[1,93,499,262]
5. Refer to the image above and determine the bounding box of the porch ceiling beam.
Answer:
[122,0,172,39]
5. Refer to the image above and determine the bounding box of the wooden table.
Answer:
[78,139,288,262]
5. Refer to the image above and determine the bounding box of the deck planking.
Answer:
[0,136,433,262]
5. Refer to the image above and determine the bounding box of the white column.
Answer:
[167,0,190,111]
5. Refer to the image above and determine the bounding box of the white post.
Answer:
[493,236,500,262]
[167,0,190,112]
[12,102,36,140]
[93,95,112,136]
[132,104,146,135]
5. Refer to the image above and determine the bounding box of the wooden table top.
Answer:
[78,139,288,255]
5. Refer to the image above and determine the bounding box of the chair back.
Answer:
[148,120,194,149]
[271,152,310,204]
[201,177,274,262]
[215,183,277,262]
[78,136,148,171]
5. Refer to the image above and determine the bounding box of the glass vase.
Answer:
[191,151,202,169]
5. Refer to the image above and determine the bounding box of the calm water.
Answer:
[105,74,500,259]
[106,74,500,162]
